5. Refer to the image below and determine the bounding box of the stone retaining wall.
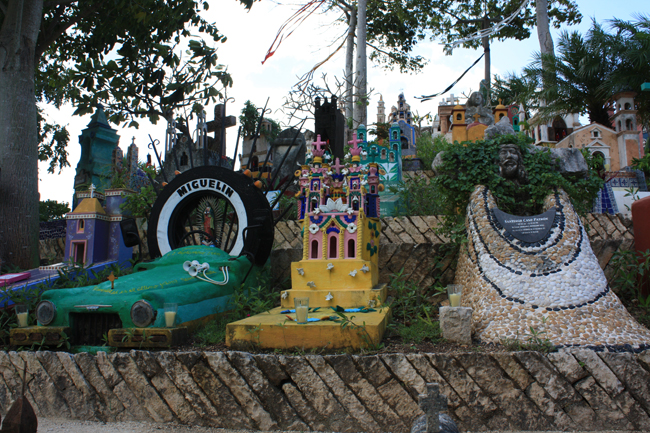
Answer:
[271,213,635,289]
[1,350,649,431]
[38,213,634,283]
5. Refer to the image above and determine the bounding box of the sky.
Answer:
[38,0,648,205]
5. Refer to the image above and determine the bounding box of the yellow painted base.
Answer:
[226,306,391,350]
[107,327,188,348]
[10,326,70,346]
[291,260,378,291]
[281,283,387,309]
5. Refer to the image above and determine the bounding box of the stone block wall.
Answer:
[272,213,635,290]
[1,350,649,432]
[37,213,635,284]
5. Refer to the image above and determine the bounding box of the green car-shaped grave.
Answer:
[17,246,265,348]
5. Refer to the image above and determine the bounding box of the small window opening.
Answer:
[328,236,338,259]
[347,239,356,258]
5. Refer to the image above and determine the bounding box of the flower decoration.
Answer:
[361,264,369,273]
[361,179,368,186]
[349,270,357,277]
[347,222,357,233]
[281,291,288,299]
[327,170,333,176]
[346,208,354,215]
[297,267,305,276]
[341,168,348,175]
[327,263,334,270]
[309,224,319,234]
[324,153,332,160]
[313,208,321,215]
[307,281,316,288]
[325,292,334,301]
[319,198,349,213]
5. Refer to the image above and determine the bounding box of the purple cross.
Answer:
[313,135,326,153]
[331,158,345,174]
[348,133,363,149]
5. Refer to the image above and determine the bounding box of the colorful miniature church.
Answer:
[356,123,403,188]
[226,134,390,350]
[285,134,387,308]
[64,185,133,266]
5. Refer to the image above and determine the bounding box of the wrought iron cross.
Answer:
[419,383,447,433]
[107,272,118,290]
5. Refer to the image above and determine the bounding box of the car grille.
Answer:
[70,313,122,346]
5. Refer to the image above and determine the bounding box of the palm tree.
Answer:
[525,24,616,127]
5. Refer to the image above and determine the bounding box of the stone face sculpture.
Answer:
[498,143,528,184]
[464,91,494,126]
[456,185,650,347]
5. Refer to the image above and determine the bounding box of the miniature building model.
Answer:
[73,105,120,201]
[357,124,403,188]
[389,93,417,155]
[553,93,644,171]
[226,133,390,350]
[376,95,386,124]
[64,186,133,266]
[289,134,383,305]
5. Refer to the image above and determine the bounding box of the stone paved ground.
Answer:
[37,418,646,433]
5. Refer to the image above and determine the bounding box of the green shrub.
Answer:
[415,133,450,169]
[431,133,604,246]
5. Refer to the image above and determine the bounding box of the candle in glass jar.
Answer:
[449,293,461,307]
[165,311,176,327]
[294,297,309,324]
[17,312,28,327]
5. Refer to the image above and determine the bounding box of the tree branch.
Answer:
[43,0,79,6]
[36,3,102,58]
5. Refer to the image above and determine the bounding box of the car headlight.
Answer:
[35,301,56,325]
[130,300,156,327]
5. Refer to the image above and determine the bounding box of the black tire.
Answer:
[147,166,274,265]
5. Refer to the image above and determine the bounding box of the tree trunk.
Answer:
[536,0,555,90]
[353,0,367,129]
[0,0,44,269]
[344,7,356,123]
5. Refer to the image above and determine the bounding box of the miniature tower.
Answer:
[73,105,120,202]
[377,95,386,124]
[494,99,508,123]
[64,185,133,266]
[612,91,641,168]
[286,133,386,309]
[451,102,468,143]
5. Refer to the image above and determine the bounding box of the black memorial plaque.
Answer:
[492,207,556,243]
